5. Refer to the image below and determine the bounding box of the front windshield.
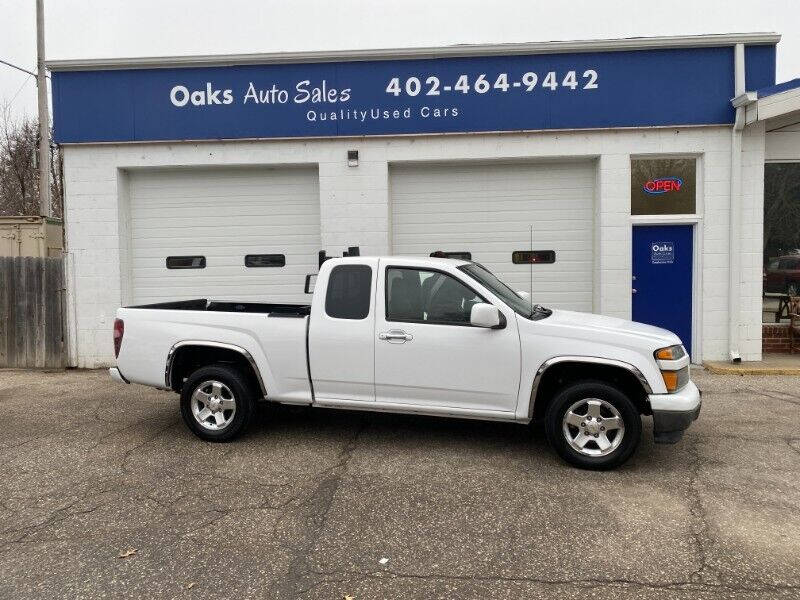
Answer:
[459,263,550,320]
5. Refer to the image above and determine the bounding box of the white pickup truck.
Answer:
[110,255,700,469]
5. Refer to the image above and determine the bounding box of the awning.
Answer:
[740,77,800,125]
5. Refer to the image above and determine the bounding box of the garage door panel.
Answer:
[393,226,593,242]
[129,166,320,304]
[394,202,592,217]
[391,161,594,312]
[131,224,320,240]
[393,220,593,234]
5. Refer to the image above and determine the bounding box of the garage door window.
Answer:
[512,250,556,264]
[326,265,372,320]
[166,256,206,269]
[386,267,484,325]
[244,254,286,268]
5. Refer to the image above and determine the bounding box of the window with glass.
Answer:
[385,267,484,325]
[325,264,372,320]
[458,262,549,319]
[244,254,285,267]
[631,158,697,215]
[763,163,800,321]
[166,256,205,269]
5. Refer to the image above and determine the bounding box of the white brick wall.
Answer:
[62,125,764,367]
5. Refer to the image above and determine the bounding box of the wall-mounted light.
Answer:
[347,150,359,167]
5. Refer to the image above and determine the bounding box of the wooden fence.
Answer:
[0,256,66,368]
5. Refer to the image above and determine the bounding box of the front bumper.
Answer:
[649,380,701,444]
[109,367,129,385]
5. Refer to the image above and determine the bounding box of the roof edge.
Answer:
[46,32,781,71]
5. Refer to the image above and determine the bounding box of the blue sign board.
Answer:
[51,45,775,143]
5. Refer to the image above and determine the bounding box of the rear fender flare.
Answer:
[165,340,267,397]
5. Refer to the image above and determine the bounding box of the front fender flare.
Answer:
[527,355,654,420]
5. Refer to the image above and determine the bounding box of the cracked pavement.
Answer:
[0,367,798,599]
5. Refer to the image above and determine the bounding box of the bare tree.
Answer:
[0,102,63,218]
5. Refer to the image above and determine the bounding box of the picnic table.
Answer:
[764,292,793,323]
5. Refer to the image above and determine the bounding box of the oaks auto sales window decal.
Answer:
[651,242,675,264]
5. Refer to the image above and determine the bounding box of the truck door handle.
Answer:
[379,330,413,342]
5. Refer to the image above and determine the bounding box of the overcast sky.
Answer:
[2,0,800,121]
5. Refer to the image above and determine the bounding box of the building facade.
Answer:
[49,33,800,367]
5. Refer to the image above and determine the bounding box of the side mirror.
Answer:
[516,290,531,302]
[304,274,317,294]
[470,303,505,329]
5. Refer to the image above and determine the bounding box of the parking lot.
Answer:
[1,367,799,599]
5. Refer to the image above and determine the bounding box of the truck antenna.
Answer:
[529,224,533,302]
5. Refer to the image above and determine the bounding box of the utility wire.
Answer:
[0,58,50,79]
[8,74,34,105]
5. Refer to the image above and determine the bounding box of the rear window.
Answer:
[325,264,372,320]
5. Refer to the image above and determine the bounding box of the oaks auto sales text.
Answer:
[169,80,460,121]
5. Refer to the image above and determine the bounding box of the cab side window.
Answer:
[386,267,483,325]
[326,264,372,319]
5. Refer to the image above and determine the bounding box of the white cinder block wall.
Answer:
[63,125,765,367]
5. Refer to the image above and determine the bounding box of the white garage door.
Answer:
[390,161,595,311]
[129,166,319,304]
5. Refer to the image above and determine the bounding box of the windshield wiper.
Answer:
[529,304,552,319]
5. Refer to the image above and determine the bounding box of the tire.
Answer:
[180,364,255,442]
[787,281,798,297]
[544,380,642,470]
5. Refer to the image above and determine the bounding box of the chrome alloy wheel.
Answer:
[191,380,236,431]
[562,398,625,457]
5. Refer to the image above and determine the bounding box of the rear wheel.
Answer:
[545,381,641,470]
[180,364,255,441]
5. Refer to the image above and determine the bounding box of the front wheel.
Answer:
[545,381,642,470]
[180,364,255,442]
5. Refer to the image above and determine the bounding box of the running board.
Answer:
[311,398,520,422]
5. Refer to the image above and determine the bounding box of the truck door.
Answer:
[308,259,378,402]
[373,262,521,413]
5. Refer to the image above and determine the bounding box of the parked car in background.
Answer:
[109,255,701,470]
[764,255,800,296]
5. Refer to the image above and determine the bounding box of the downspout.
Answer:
[727,43,746,362]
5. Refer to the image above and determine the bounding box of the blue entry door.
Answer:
[632,225,694,356]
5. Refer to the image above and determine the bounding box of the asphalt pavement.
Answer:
[1,367,798,599]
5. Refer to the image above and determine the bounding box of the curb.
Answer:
[703,361,800,375]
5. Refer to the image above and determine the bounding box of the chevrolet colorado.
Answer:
[109,255,700,469]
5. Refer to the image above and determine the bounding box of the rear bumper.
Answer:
[649,381,701,444]
[109,367,129,385]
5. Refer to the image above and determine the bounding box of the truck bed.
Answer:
[129,299,311,317]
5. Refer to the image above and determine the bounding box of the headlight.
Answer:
[654,345,686,361]
[654,345,689,392]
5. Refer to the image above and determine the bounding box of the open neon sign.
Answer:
[643,176,683,195]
